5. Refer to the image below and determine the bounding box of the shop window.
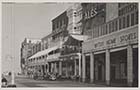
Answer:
[98,27,101,36]
[131,13,135,26]
[115,20,118,31]
[100,26,103,36]
[93,27,96,38]
[122,16,126,28]
[119,18,122,30]
[112,22,114,32]
[97,27,99,37]
[126,14,130,27]
[105,24,108,34]
[102,25,105,35]
[96,27,98,37]
[135,11,138,24]
[109,23,111,33]
[93,28,95,38]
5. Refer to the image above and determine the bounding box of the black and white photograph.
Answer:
[1,0,139,88]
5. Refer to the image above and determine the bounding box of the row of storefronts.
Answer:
[22,3,138,87]
[82,24,138,86]
[27,34,87,80]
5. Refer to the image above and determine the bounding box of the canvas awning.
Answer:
[70,34,89,41]
[28,45,60,59]
[63,34,89,45]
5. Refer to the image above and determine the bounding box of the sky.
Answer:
[2,2,73,73]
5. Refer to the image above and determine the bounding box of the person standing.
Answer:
[1,74,8,87]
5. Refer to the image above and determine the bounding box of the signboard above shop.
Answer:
[82,25,138,52]
[84,9,97,20]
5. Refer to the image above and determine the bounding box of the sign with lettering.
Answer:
[84,9,97,20]
[83,26,138,52]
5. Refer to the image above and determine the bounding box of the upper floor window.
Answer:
[131,13,135,26]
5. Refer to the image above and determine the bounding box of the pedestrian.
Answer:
[1,75,8,87]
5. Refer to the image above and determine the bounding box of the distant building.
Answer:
[20,38,41,75]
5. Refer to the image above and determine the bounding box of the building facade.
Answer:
[67,3,83,34]
[20,38,41,75]
[82,3,138,86]
[21,3,138,87]
[81,3,106,36]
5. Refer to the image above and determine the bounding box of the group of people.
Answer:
[1,72,16,88]
[1,72,12,87]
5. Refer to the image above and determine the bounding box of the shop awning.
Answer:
[28,45,60,59]
[70,34,89,41]
[59,53,81,60]
[63,34,89,45]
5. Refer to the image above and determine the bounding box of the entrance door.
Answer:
[110,49,127,84]
[85,55,90,82]
[98,64,102,81]
[110,65,115,81]
[133,48,138,86]
[94,53,105,82]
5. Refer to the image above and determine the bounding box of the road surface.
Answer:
[15,75,106,87]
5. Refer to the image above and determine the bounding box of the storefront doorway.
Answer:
[110,49,127,84]
[48,62,51,72]
[42,65,45,75]
[94,53,105,82]
[85,55,90,82]
[67,60,75,77]
[133,48,138,86]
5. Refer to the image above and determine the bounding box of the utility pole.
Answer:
[10,56,15,85]
[10,3,15,85]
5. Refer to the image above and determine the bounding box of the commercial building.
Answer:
[21,3,138,87]
[82,3,138,86]
[20,38,41,75]
[25,3,86,79]
[67,3,83,34]
[26,10,69,79]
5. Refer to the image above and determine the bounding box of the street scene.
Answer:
[15,74,106,87]
[2,2,138,88]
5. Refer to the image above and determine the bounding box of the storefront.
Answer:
[27,45,61,78]
[59,53,80,78]
[59,34,88,79]
[82,25,138,86]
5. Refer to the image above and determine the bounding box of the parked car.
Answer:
[49,74,56,81]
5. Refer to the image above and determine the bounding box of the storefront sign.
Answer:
[94,32,137,49]
[84,9,97,20]
[83,26,138,52]
[120,33,137,43]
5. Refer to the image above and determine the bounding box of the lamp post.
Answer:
[11,56,15,85]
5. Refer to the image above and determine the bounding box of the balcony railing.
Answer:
[88,9,138,39]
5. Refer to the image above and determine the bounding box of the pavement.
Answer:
[14,75,106,87]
